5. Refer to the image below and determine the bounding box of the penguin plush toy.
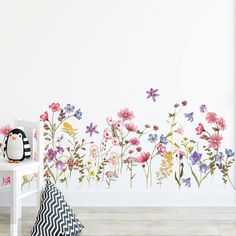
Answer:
[4,128,31,163]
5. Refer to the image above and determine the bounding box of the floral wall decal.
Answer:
[0,89,235,191]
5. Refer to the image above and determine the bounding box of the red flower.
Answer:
[145,124,151,128]
[40,111,48,122]
[153,125,159,131]
[118,108,135,121]
[136,147,142,152]
[182,100,187,106]
[135,152,150,163]
[196,123,204,135]
[125,123,138,132]
[49,102,60,112]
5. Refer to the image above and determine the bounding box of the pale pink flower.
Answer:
[115,120,123,130]
[2,176,10,186]
[0,125,12,137]
[176,125,184,135]
[103,129,112,140]
[205,112,217,124]
[108,152,118,167]
[49,102,60,112]
[125,123,138,132]
[129,137,140,146]
[118,108,135,121]
[157,143,167,156]
[196,123,204,135]
[106,117,113,125]
[112,137,120,145]
[106,171,118,178]
[135,152,150,163]
[208,133,223,149]
[124,157,136,164]
[90,145,98,159]
[216,117,226,131]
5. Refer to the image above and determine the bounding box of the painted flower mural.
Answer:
[0,88,235,191]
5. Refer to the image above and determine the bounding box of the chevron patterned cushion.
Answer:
[31,180,84,236]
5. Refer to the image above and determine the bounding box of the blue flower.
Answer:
[148,134,158,143]
[64,104,75,113]
[146,88,159,102]
[225,149,235,157]
[160,134,168,144]
[75,109,82,120]
[199,104,207,113]
[199,163,209,174]
[216,152,224,163]
[184,112,194,122]
[182,178,191,188]
[85,122,99,137]
[189,151,202,165]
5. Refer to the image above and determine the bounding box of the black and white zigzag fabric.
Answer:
[31,180,84,236]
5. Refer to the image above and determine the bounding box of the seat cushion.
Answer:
[31,180,84,236]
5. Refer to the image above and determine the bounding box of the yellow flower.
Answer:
[161,160,167,166]
[87,161,92,166]
[63,122,76,136]
[168,169,173,174]
[164,152,173,161]
[186,146,193,152]
[168,162,174,168]
[160,168,165,173]
[183,137,189,142]
[89,170,95,177]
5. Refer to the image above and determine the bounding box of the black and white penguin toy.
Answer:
[4,128,31,163]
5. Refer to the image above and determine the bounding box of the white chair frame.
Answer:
[0,119,44,236]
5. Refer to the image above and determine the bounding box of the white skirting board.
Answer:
[0,190,236,207]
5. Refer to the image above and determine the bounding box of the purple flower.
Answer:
[55,160,65,171]
[216,152,224,163]
[189,151,202,165]
[146,88,159,102]
[148,134,158,143]
[56,146,64,154]
[47,149,57,162]
[160,134,168,145]
[75,109,82,120]
[182,178,191,188]
[64,104,75,113]
[225,149,235,158]
[184,112,194,122]
[199,163,209,174]
[85,122,99,137]
[200,104,207,113]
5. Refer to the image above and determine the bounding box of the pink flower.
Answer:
[49,102,60,112]
[208,133,223,149]
[145,124,151,128]
[124,157,136,164]
[205,112,217,124]
[115,120,123,130]
[196,123,204,135]
[174,103,179,108]
[40,111,48,122]
[90,145,98,159]
[125,123,138,132]
[129,137,140,146]
[216,117,226,131]
[128,150,134,154]
[103,128,112,140]
[0,125,12,137]
[182,100,187,106]
[106,171,118,178]
[157,143,167,156]
[176,125,184,135]
[112,137,120,145]
[106,117,113,125]
[2,176,10,186]
[118,108,135,121]
[135,152,150,163]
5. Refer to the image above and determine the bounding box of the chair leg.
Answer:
[10,172,19,236]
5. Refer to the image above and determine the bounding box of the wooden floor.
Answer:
[0,207,236,236]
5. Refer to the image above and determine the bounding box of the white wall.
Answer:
[0,0,235,206]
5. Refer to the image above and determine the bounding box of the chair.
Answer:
[0,119,44,236]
